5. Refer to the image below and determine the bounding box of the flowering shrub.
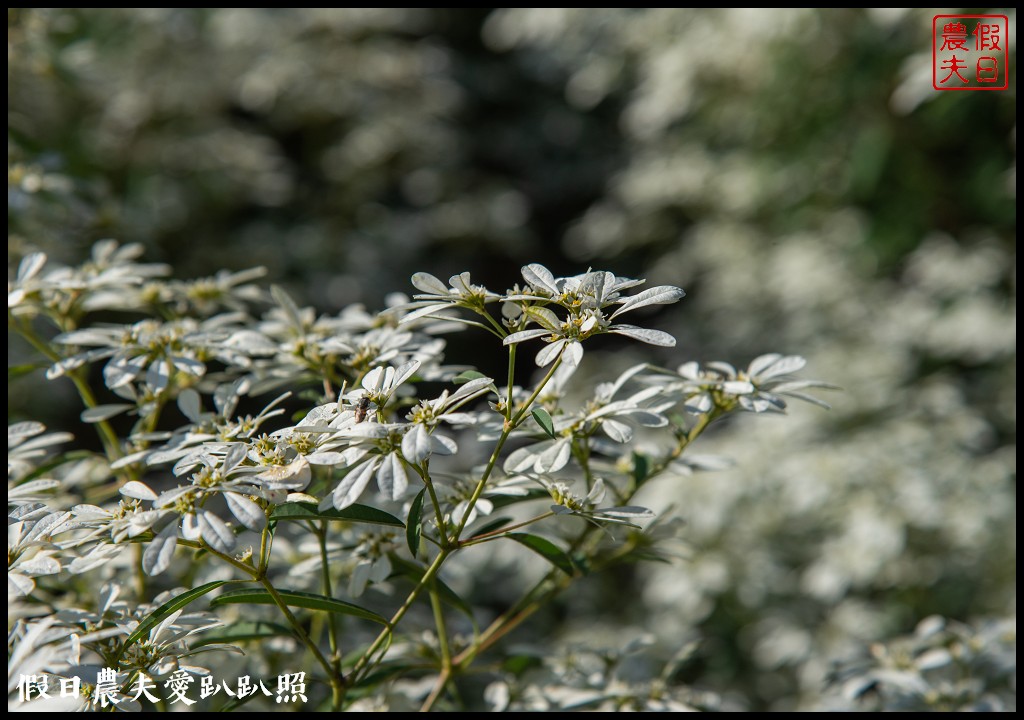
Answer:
[8,245,837,710]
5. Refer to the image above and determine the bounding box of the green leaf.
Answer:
[271,502,404,528]
[507,533,576,576]
[531,407,556,438]
[190,620,293,648]
[632,451,650,486]
[490,488,549,509]
[406,489,425,556]
[389,554,476,627]
[347,661,417,692]
[121,581,231,657]
[466,516,513,539]
[453,370,487,385]
[211,588,388,625]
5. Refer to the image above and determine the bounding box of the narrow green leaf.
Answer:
[271,502,404,528]
[466,516,513,539]
[632,451,650,486]
[453,370,487,385]
[211,588,388,625]
[531,407,556,439]
[507,533,576,576]
[406,489,425,556]
[121,581,230,656]
[490,488,549,509]
[190,621,293,648]
[348,662,419,691]
[389,554,476,627]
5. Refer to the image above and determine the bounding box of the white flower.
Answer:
[356,360,422,407]
[543,477,655,527]
[170,266,267,315]
[8,422,74,482]
[673,354,836,414]
[348,531,400,597]
[8,241,170,317]
[502,265,684,366]
[433,472,535,528]
[398,271,502,324]
[8,507,74,596]
[47,317,240,398]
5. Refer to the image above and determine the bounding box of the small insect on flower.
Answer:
[355,395,372,423]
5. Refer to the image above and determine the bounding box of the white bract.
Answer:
[502,264,685,367]
[668,354,836,414]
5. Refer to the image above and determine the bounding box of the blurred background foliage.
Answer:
[8,8,1015,710]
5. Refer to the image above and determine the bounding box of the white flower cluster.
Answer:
[8,243,836,711]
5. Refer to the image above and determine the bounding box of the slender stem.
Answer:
[421,667,451,713]
[257,523,271,576]
[573,437,595,493]
[431,586,451,669]
[317,522,343,688]
[453,574,561,669]
[644,409,720,481]
[420,583,452,711]
[416,462,450,549]
[454,603,540,669]
[509,355,563,428]
[422,313,504,339]
[472,306,509,338]
[505,344,517,420]
[258,574,344,703]
[139,395,167,436]
[451,431,510,542]
[453,353,565,543]
[198,539,258,578]
[459,512,555,547]
[684,411,714,446]
[347,549,448,687]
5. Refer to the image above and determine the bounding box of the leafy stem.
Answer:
[416,461,450,549]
